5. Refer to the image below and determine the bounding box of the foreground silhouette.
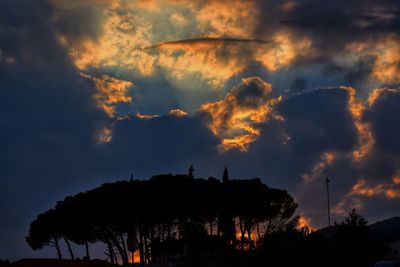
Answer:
[26,172,298,266]
[26,172,392,267]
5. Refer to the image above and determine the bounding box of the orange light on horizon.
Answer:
[128,250,141,264]
[235,231,256,241]
[298,215,314,232]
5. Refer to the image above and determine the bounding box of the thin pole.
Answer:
[326,177,331,227]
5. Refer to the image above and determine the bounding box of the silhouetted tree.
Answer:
[26,209,63,259]
[223,165,229,183]
[27,172,299,266]
[333,209,369,267]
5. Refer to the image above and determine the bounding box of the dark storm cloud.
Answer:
[51,2,108,42]
[365,90,400,154]
[277,0,400,51]
[278,88,358,154]
[98,114,219,175]
[343,56,376,84]
[0,0,110,260]
[356,89,400,182]
[289,78,307,93]
[255,0,400,85]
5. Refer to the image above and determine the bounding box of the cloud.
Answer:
[195,0,259,38]
[333,176,400,216]
[278,88,358,154]
[364,88,400,154]
[169,108,189,117]
[256,0,400,89]
[81,73,133,117]
[0,0,108,259]
[50,0,314,104]
[346,35,400,84]
[199,77,282,151]
[3,0,400,261]
[100,114,219,172]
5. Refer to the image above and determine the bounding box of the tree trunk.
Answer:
[266,219,272,236]
[167,223,171,240]
[64,236,74,260]
[109,233,129,266]
[119,233,129,264]
[85,241,90,260]
[239,218,246,250]
[139,227,145,267]
[106,239,115,265]
[217,218,221,237]
[54,238,62,260]
[246,226,254,250]
[144,235,150,265]
[256,223,261,242]
[161,224,164,242]
[109,240,118,265]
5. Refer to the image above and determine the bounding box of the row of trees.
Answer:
[26,170,299,266]
[258,209,389,267]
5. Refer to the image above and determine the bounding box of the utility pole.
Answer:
[326,177,331,227]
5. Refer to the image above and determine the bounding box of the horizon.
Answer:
[1,0,400,263]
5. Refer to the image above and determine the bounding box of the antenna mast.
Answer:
[326,177,331,227]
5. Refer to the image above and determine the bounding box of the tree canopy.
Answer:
[26,173,298,266]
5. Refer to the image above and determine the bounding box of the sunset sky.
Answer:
[1,0,400,260]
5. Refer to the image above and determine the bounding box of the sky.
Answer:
[1,0,400,261]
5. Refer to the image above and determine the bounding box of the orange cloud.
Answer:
[256,33,312,72]
[334,177,400,215]
[200,77,282,151]
[346,35,400,84]
[135,113,160,120]
[302,152,335,183]
[371,35,400,83]
[81,73,133,117]
[95,126,113,144]
[169,109,188,117]
[368,88,400,106]
[196,0,259,38]
[53,0,261,83]
[155,34,311,88]
[157,42,248,89]
[53,0,308,94]
[169,13,188,26]
[351,178,400,199]
[340,86,374,161]
[56,11,156,75]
